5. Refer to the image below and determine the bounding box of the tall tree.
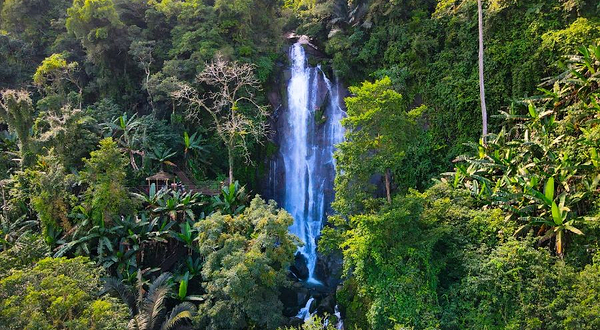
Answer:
[66,0,127,66]
[172,57,268,184]
[0,89,36,168]
[33,53,83,107]
[129,40,156,113]
[81,138,136,223]
[334,77,423,214]
[478,0,488,142]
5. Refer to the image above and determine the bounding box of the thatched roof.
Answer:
[146,170,174,181]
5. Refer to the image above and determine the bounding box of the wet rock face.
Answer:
[291,253,309,281]
[289,317,305,327]
[281,282,312,319]
[316,294,336,315]
[314,251,343,289]
[280,287,299,317]
[285,33,328,60]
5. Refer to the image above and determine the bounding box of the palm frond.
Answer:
[143,273,172,330]
[102,277,138,315]
[144,286,170,330]
[160,302,196,330]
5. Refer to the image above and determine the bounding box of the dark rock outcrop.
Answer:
[290,253,309,281]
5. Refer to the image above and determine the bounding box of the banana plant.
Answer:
[54,216,123,265]
[170,220,196,249]
[448,45,600,256]
[184,255,202,277]
[512,177,584,256]
[211,181,247,215]
[154,196,179,221]
[149,146,177,171]
[176,271,204,302]
[132,183,169,209]
[183,131,212,179]
[112,237,139,277]
[153,190,202,222]
[183,131,207,157]
[535,178,583,256]
[0,214,37,251]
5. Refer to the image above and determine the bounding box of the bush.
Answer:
[194,196,298,330]
[334,183,506,330]
[0,256,129,330]
[80,137,137,223]
[0,234,49,277]
[444,238,600,330]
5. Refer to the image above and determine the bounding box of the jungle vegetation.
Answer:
[0,0,599,329]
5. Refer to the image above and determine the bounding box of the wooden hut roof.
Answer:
[146,170,174,181]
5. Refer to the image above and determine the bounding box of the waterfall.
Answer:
[275,42,345,283]
[296,297,315,321]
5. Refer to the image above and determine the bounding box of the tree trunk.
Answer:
[478,0,488,144]
[228,147,234,185]
[385,169,392,203]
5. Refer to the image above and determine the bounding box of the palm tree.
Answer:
[478,0,488,143]
[102,272,196,330]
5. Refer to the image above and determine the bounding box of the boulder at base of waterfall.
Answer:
[314,253,343,289]
[289,317,304,327]
[280,287,299,317]
[324,252,344,289]
[291,253,309,281]
[308,296,318,314]
[284,307,299,318]
[296,288,310,308]
[316,294,336,315]
[281,282,311,317]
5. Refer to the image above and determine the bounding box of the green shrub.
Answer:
[333,183,506,330]
[0,234,49,277]
[194,196,298,330]
[80,137,137,224]
[0,256,129,330]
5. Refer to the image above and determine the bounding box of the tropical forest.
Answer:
[0,0,599,329]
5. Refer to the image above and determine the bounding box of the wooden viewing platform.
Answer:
[175,170,220,196]
[141,170,221,196]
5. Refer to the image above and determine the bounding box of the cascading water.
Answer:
[270,42,345,284]
[296,297,315,321]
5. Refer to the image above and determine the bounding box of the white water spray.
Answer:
[280,43,345,283]
[296,297,315,321]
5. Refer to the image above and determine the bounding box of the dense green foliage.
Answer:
[195,196,298,330]
[324,43,600,330]
[1,0,600,329]
[0,254,129,330]
[453,44,600,257]
[327,184,504,329]
[295,0,600,161]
